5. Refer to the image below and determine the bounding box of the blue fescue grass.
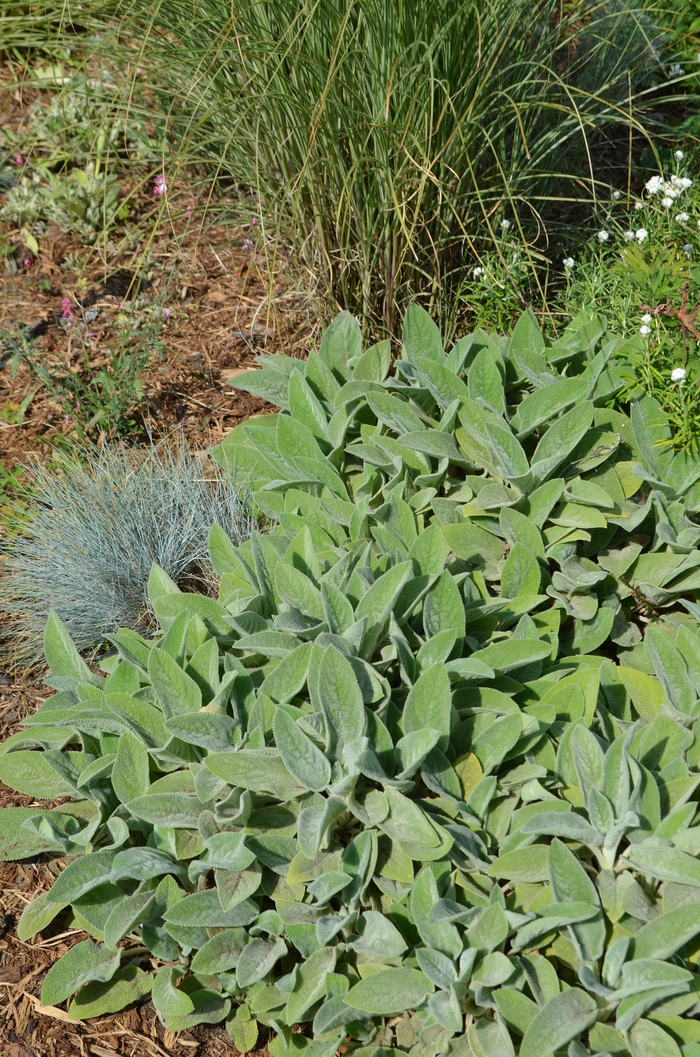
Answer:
[0,437,255,667]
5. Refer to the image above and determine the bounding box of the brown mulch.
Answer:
[0,63,327,1057]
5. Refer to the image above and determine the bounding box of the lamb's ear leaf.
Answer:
[402,304,443,364]
[633,903,700,960]
[408,523,446,577]
[152,966,194,1018]
[147,564,180,607]
[47,850,117,905]
[402,664,451,751]
[275,562,324,622]
[519,988,597,1057]
[318,646,366,759]
[41,939,121,1007]
[500,542,540,598]
[423,569,466,639]
[530,402,594,483]
[44,611,96,688]
[227,1007,259,1054]
[112,731,150,805]
[627,1019,684,1057]
[285,946,338,1024]
[355,561,413,628]
[321,580,355,634]
[260,642,313,704]
[68,966,154,1020]
[148,647,202,717]
[468,348,505,416]
[236,937,288,988]
[547,838,605,962]
[208,524,257,585]
[273,709,331,792]
[344,967,434,1015]
[0,755,77,801]
[18,891,68,940]
[319,310,361,381]
[103,890,156,950]
[569,723,605,803]
[631,395,672,478]
[494,987,539,1035]
[645,626,696,713]
[191,929,246,976]
[353,339,391,382]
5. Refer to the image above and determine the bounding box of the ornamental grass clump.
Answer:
[113,0,664,331]
[0,440,255,667]
[3,308,700,1055]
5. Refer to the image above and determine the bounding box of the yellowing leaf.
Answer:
[453,752,483,800]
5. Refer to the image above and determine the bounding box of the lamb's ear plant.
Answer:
[3,308,700,1056]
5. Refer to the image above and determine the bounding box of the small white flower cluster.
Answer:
[473,266,484,278]
[675,213,690,224]
[624,230,634,241]
[563,257,575,271]
[612,190,621,200]
[640,313,652,338]
[669,64,684,78]
[597,230,609,243]
[500,219,511,231]
[672,367,686,383]
[645,174,693,207]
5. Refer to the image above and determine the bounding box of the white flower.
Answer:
[683,244,694,257]
[640,325,651,336]
[563,257,575,270]
[641,313,652,323]
[501,219,511,231]
[671,367,686,383]
[680,177,693,190]
[634,201,644,211]
[669,64,684,78]
[661,197,674,208]
[613,190,621,200]
[635,228,648,242]
[473,266,484,278]
[624,230,635,241]
[675,150,685,160]
[597,230,609,242]
[675,213,690,223]
[645,175,664,195]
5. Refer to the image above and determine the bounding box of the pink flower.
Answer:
[252,217,257,226]
[186,207,192,218]
[15,154,23,166]
[153,174,168,198]
[23,257,32,268]
[61,297,74,321]
[163,307,171,318]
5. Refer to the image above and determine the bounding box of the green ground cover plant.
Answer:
[2,308,700,1055]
